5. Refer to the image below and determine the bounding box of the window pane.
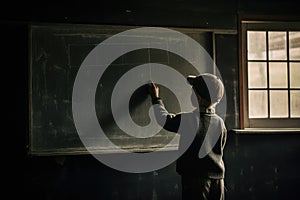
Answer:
[247,31,266,60]
[249,90,268,118]
[269,32,287,60]
[289,32,300,60]
[291,91,300,118]
[270,90,288,118]
[248,62,267,88]
[269,62,288,88]
[290,63,300,88]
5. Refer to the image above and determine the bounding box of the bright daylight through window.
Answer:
[241,21,300,128]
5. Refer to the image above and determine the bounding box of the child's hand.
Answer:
[148,82,159,99]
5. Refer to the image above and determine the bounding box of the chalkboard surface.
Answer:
[29,23,213,155]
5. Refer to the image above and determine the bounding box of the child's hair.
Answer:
[187,73,224,105]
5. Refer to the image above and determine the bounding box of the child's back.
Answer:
[149,73,227,200]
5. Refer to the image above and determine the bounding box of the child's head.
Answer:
[187,73,224,108]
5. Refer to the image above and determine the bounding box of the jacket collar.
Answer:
[199,105,215,114]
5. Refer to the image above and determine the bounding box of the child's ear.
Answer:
[197,95,211,107]
[196,94,202,103]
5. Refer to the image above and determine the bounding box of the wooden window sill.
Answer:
[231,128,300,134]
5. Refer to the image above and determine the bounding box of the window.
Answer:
[240,20,300,128]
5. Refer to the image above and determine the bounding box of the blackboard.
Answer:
[29,23,215,155]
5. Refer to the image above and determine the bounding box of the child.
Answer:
[149,73,227,200]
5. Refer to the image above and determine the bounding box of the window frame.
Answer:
[239,16,300,129]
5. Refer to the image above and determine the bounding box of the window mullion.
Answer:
[266,31,270,119]
[287,31,291,118]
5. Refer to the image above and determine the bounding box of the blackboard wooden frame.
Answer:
[29,22,235,156]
